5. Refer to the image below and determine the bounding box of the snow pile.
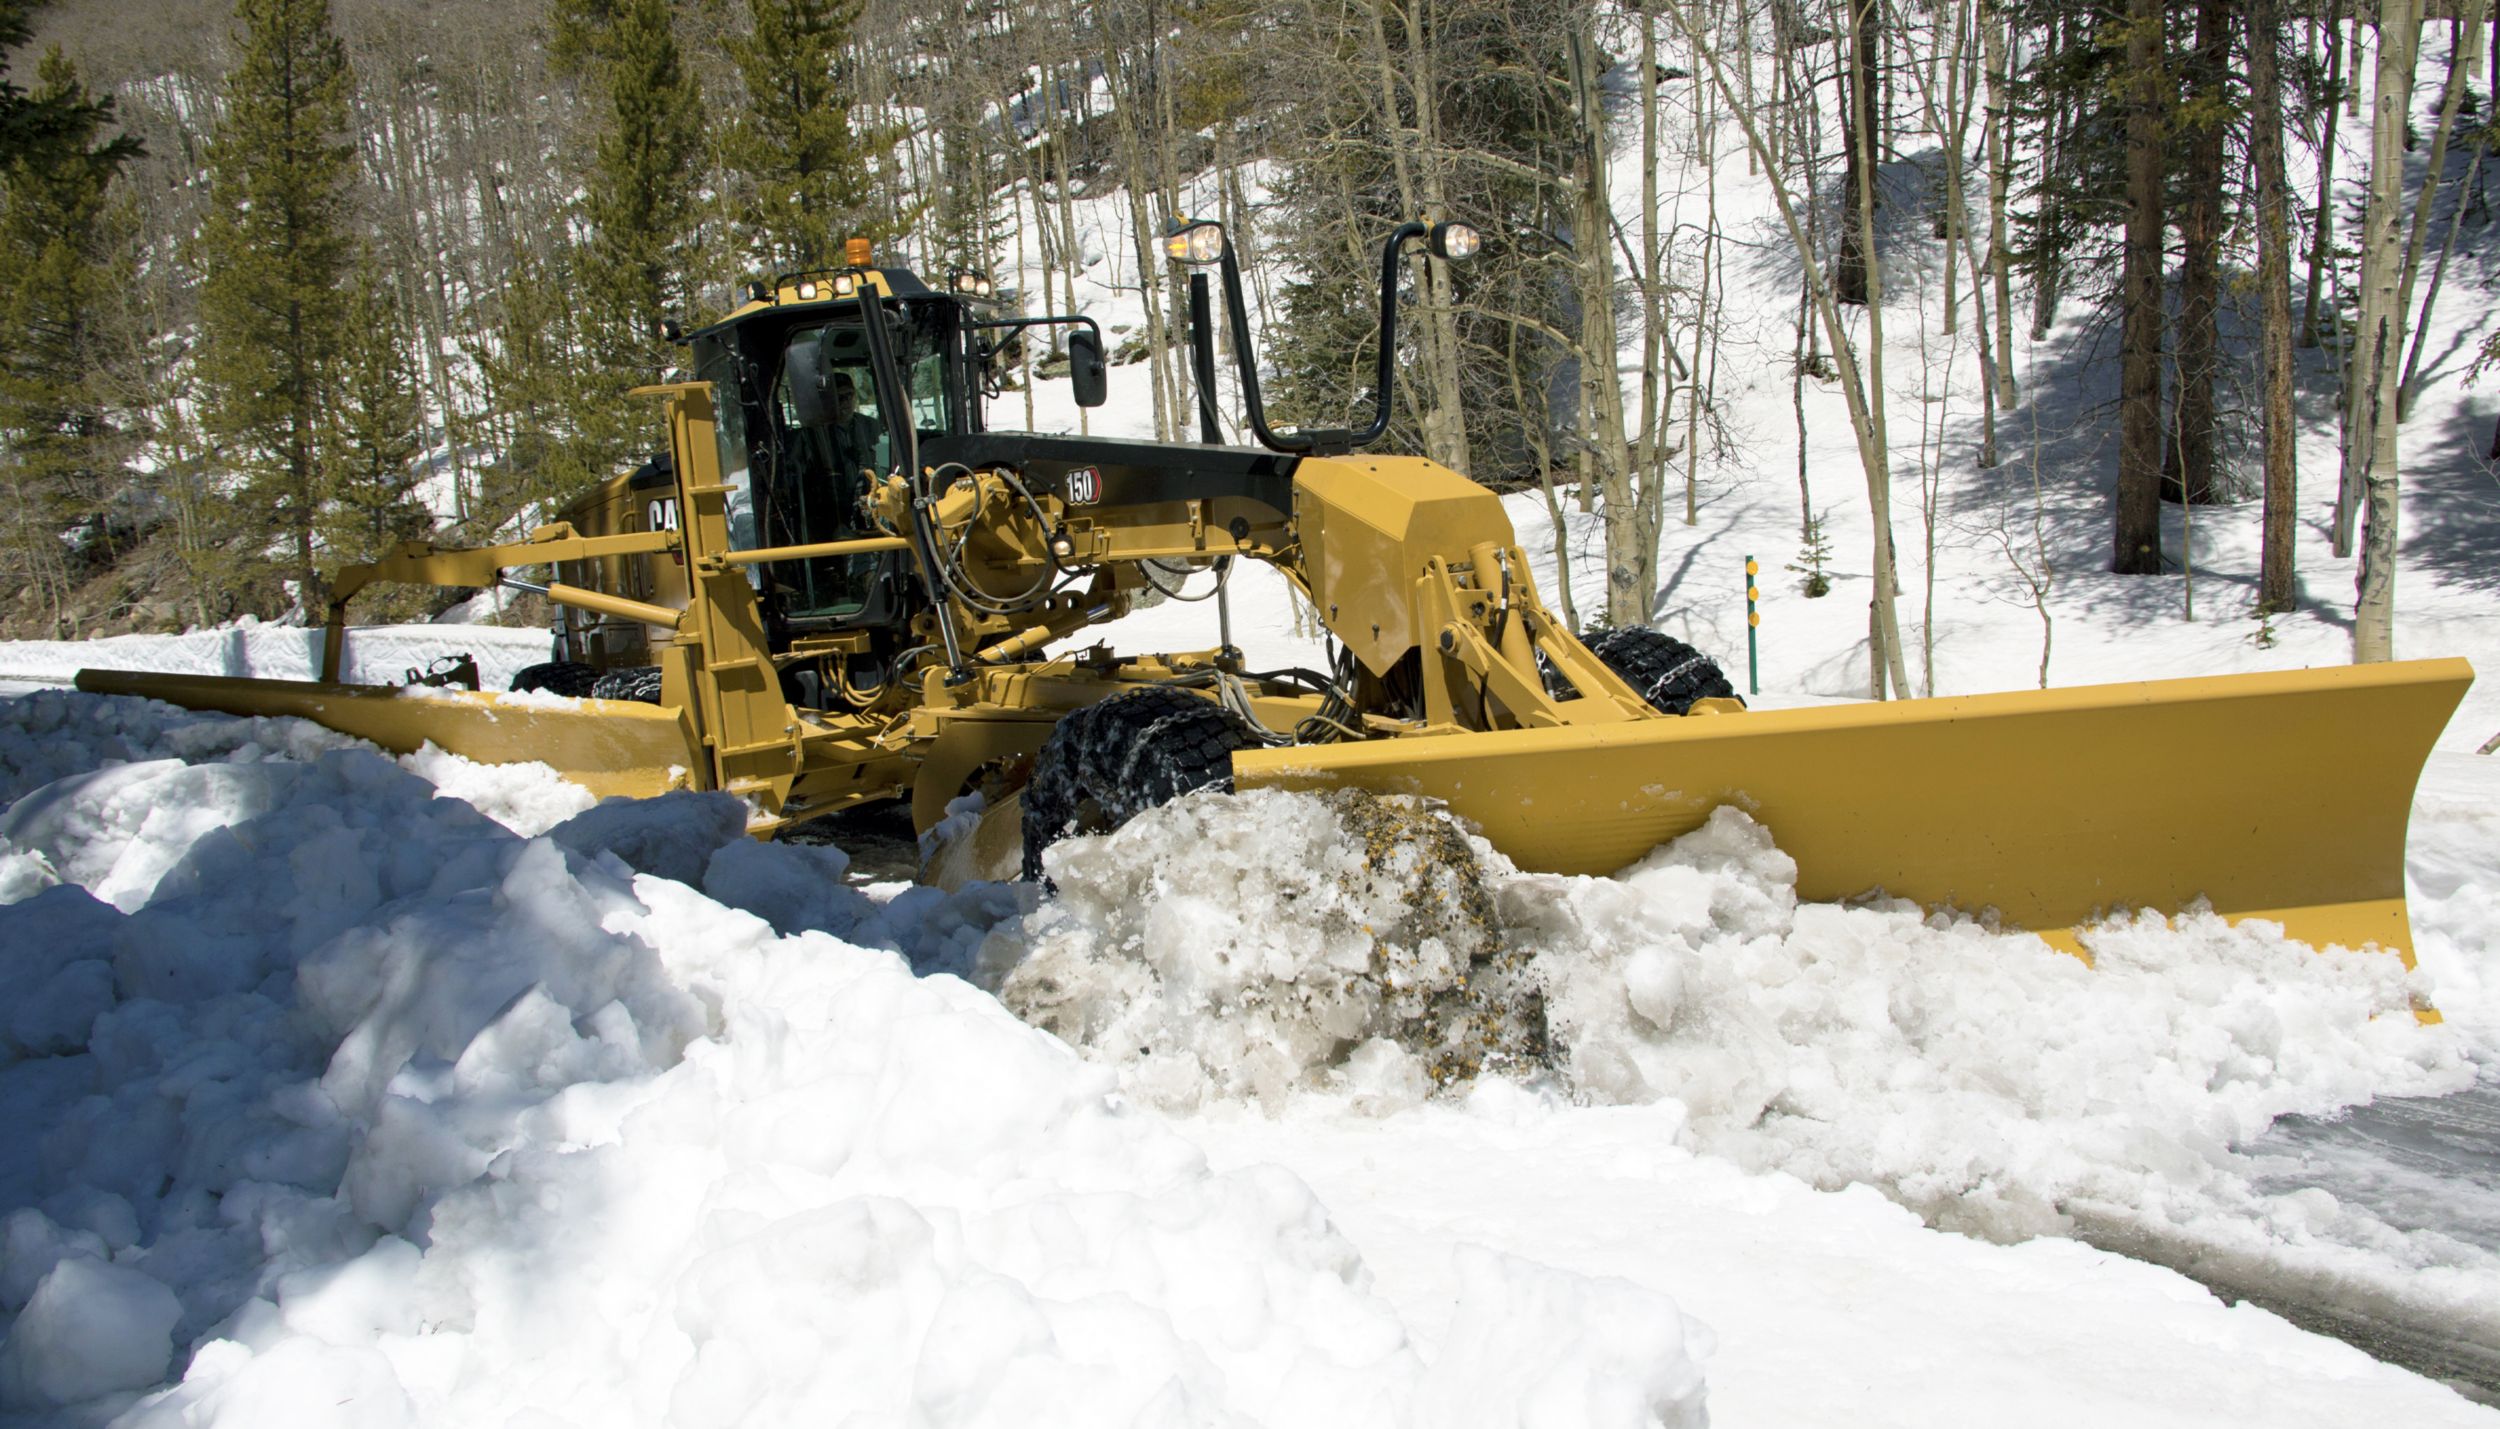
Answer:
[2402,752,2500,1037]
[0,688,364,811]
[1508,806,2500,1341]
[0,690,601,843]
[1510,807,2466,1225]
[1014,790,2499,1347]
[0,707,1707,1426]
[0,621,553,693]
[992,789,1551,1113]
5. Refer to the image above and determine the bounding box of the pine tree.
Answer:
[469,242,602,527]
[1,1,134,165]
[324,271,428,565]
[0,46,141,636]
[580,0,701,360]
[724,0,883,273]
[542,0,704,501]
[189,0,360,611]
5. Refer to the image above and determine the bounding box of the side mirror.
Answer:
[783,336,830,427]
[1067,328,1108,408]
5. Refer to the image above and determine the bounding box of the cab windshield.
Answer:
[757,303,952,621]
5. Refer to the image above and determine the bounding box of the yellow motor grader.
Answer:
[81,223,2472,974]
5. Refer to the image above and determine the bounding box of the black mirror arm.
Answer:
[965,313,1103,363]
[1216,221,1428,456]
[1352,220,1428,450]
[1214,244,1304,454]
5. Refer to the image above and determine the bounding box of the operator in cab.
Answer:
[825,370,884,488]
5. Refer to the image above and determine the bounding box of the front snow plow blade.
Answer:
[72,670,696,803]
[1233,659,2473,966]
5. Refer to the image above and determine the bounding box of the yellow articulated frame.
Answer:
[1234,658,2474,977]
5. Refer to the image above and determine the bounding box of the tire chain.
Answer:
[1021,688,1254,883]
[1580,627,1737,714]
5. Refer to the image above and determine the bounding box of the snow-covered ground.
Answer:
[5,24,2500,1428]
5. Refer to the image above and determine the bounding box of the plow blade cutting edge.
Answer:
[1232,659,2475,972]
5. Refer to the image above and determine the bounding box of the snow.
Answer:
[0,678,2490,1425]
[0,620,553,695]
[0,24,2497,1429]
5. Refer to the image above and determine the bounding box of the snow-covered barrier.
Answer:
[0,693,1708,1427]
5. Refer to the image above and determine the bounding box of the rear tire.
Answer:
[1021,688,1254,882]
[1582,628,1738,715]
[510,661,600,697]
[589,666,664,704]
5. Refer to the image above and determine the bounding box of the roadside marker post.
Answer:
[1745,556,1761,696]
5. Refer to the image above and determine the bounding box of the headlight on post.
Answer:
[1163,218,1226,266]
[1428,221,1481,261]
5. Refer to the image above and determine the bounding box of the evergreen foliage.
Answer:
[469,244,605,525]
[580,0,701,358]
[0,45,140,635]
[511,0,702,520]
[1,0,131,165]
[188,0,360,609]
[724,0,882,273]
[325,272,429,565]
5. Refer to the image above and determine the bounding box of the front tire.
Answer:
[510,661,600,697]
[1021,688,1255,882]
[1582,628,1737,714]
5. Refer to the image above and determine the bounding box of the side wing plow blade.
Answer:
[1232,659,2474,963]
[73,670,698,803]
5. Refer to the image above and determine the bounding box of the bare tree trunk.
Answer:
[1982,0,2016,406]
[2252,0,2301,613]
[1360,0,1469,472]
[2400,135,2489,416]
[1835,0,1880,306]
[1403,0,1473,475]
[1510,321,1578,632]
[1634,6,1671,544]
[1686,89,1717,528]
[2303,0,2348,346]
[2350,0,2423,660]
[2389,0,2489,421]
[1566,27,1646,626]
[2114,0,2167,574]
[1674,0,1909,697]
[2165,0,2229,506]
[2030,16,2076,339]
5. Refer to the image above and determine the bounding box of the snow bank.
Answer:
[1010,789,2499,1352]
[0,699,1707,1427]
[0,689,598,841]
[0,620,552,693]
